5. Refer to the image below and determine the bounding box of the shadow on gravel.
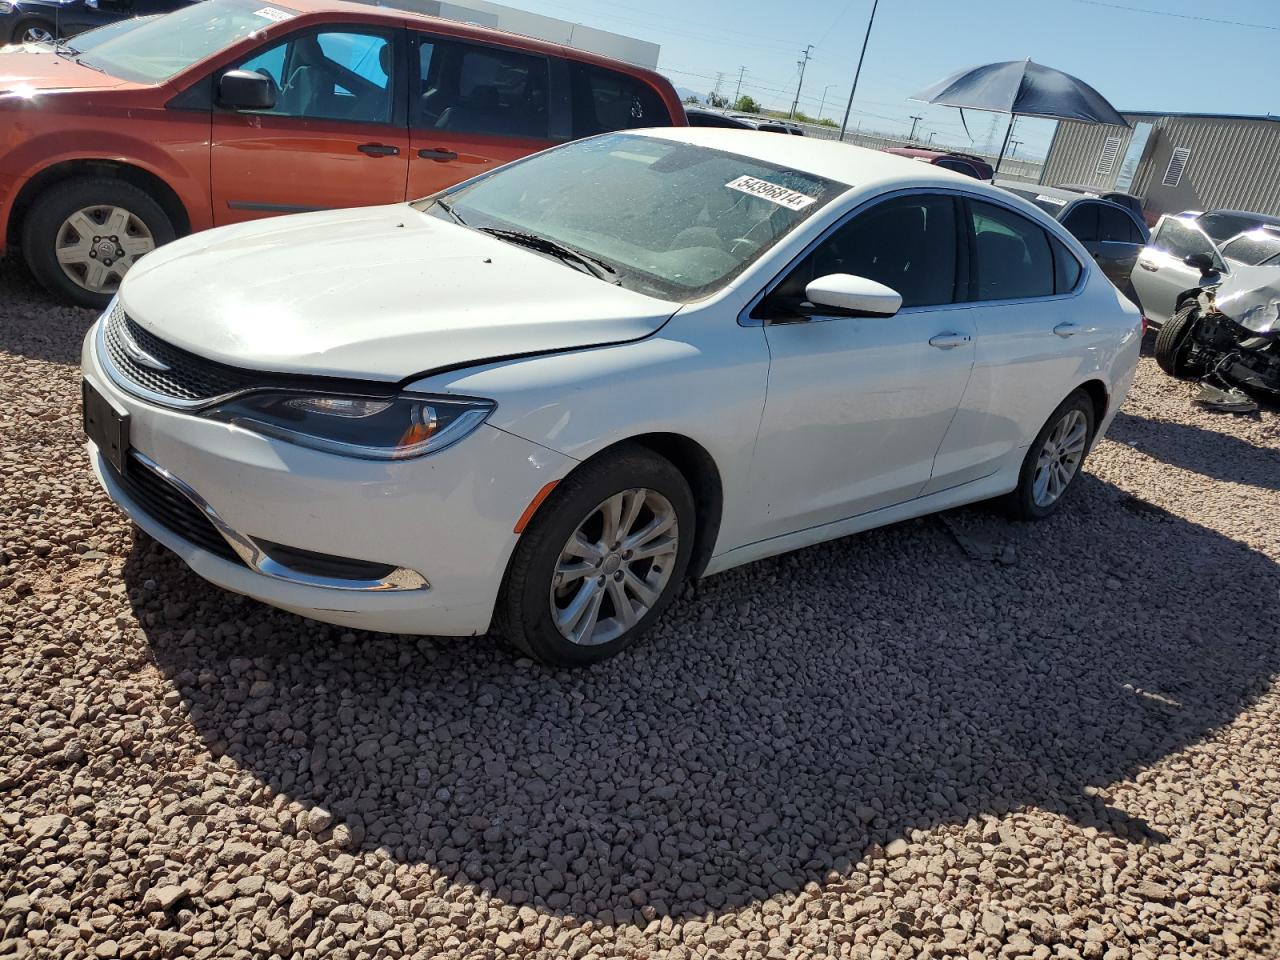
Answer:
[126,471,1280,925]
[1109,410,1280,491]
[0,256,95,365]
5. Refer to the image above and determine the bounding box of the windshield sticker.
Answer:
[1035,194,1067,207]
[253,6,294,22]
[726,175,816,211]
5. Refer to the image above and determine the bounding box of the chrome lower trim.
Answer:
[129,450,429,593]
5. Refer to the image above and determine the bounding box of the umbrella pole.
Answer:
[992,114,1016,180]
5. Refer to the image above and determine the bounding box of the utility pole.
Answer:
[1009,138,1023,159]
[789,44,813,120]
[928,131,937,144]
[907,114,924,141]
[816,84,834,121]
[734,66,746,106]
[839,0,880,140]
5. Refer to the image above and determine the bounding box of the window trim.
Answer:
[740,187,1087,327]
[408,30,559,141]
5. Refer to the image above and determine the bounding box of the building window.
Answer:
[1162,147,1191,187]
[1095,136,1121,177]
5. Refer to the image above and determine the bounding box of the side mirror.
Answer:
[218,70,276,111]
[1183,252,1217,275]
[805,273,903,317]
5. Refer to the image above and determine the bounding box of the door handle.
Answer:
[1138,260,1159,271]
[1053,322,1080,338]
[418,148,459,161]
[357,143,400,157]
[928,332,971,349]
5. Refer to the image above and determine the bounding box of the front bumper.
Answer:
[81,322,571,636]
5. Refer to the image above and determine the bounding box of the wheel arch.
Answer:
[1075,378,1109,430]
[6,159,191,251]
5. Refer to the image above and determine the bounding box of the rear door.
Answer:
[210,25,410,225]
[1095,203,1145,291]
[406,34,556,198]
[1130,216,1223,325]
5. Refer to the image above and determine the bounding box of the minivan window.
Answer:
[414,36,551,139]
[236,29,394,123]
[76,0,301,84]
[969,200,1055,301]
[426,133,843,301]
[569,63,671,138]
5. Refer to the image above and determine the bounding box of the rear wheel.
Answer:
[22,177,175,309]
[1007,390,1095,521]
[497,445,695,666]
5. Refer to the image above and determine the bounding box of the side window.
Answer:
[1051,236,1082,293]
[1152,218,1222,267]
[1060,203,1099,242]
[232,29,394,124]
[569,62,672,138]
[414,36,550,138]
[1098,205,1139,244]
[969,200,1055,301]
[778,194,960,310]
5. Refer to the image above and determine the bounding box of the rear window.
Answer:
[569,63,672,138]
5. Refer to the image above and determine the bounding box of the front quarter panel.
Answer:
[406,305,771,557]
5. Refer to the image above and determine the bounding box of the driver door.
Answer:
[1130,215,1223,325]
[744,193,977,543]
[210,26,409,226]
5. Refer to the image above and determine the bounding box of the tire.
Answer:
[1153,302,1205,378]
[496,444,696,666]
[11,17,56,44]
[22,177,175,309]
[1006,390,1096,521]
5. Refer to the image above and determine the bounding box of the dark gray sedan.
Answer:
[997,182,1149,301]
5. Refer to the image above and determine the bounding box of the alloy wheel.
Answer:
[549,488,679,646]
[1032,408,1088,507]
[54,205,156,294]
[22,25,54,43]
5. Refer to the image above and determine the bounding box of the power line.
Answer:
[1061,0,1280,30]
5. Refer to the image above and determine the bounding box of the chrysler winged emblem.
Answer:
[118,325,171,372]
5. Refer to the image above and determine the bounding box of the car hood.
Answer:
[1214,263,1280,335]
[0,48,129,93]
[119,205,682,381]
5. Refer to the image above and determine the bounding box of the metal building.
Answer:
[1038,112,1280,223]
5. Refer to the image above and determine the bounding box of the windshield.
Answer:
[1198,211,1280,244]
[1221,229,1280,267]
[417,133,845,301]
[59,16,159,53]
[76,0,298,84]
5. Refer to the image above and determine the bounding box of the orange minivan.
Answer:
[0,0,686,306]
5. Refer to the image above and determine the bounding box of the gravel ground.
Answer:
[2,253,1279,960]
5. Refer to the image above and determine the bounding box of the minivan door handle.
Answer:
[357,143,400,157]
[928,332,971,349]
[418,148,459,161]
[1053,322,1080,338]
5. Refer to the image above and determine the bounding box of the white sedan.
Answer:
[81,129,1140,665]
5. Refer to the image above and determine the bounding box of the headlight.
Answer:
[202,392,494,460]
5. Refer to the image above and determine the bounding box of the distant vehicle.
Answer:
[997,182,1149,300]
[1130,210,1280,329]
[0,0,687,307]
[1055,183,1144,222]
[684,107,755,129]
[82,131,1139,664]
[720,113,804,135]
[883,147,994,181]
[0,0,195,44]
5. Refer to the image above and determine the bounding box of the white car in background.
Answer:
[81,129,1141,665]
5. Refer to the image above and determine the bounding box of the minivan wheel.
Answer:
[1007,390,1095,521]
[23,177,175,309]
[14,18,55,44]
[497,445,695,666]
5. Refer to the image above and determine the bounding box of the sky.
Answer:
[506,0,1279,160]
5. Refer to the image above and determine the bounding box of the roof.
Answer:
[643,127,979,189]
[1117,111,1280,123]
[994,181,1080,203]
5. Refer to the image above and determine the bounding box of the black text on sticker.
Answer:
[726,175,816,211]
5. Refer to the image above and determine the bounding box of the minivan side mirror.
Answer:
[1183,252,1217,276]
[218,70,276,111]
[805,273,903,317]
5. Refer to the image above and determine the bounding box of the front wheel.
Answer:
[22,177,175,309]
[12,17,56,44]
[1153,302,1206,379]
[497,445,695,666]
[1007,390,1096,521]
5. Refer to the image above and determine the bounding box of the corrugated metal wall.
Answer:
[1040,114,1280,222]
